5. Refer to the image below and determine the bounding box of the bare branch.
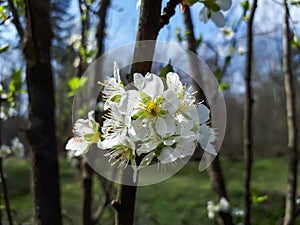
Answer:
[282,0,298,224]
[159,0,182,30]
[244,1,258,225]
[7,0,24,39]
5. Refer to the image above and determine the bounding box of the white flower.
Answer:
[216,0,232,11]
[136,0,141,9]
[134,73,164,97]
[0,109,7,120]
[158,139,195,164]
[72,64,219,178]
[0,145,11,158]
[66,111,100,157]
[11,137,25,158]
[101,136,136,169]
[218,197,230,212]
[238,46,246,55]
[199,0,232,27]
[221,27,234,39]
[207,197,230,219]
[101,62,126,110]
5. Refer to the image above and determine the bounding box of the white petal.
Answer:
[142,73,164,96]
[211,11,225,28]
[113,62,121,82]
[158,147,177,164]
[97,138,119,149]
[179,119,195,137]
[163,89,180,115]
[133,73,145,90]
[88,111,95,121]
[198,124,210,145]
[130,118,151,140]
[198,124,217,155]
[136,139,159,155]
[216,0,232,11]
[155,116,176,137]
[199,7,209,23]
[197,104,210,124]
[118,90,140,115]
[136,0,141,9]
[166,72,182,94]
[173,140,195,159]
[66,138,89,156]
[139,152,156,167]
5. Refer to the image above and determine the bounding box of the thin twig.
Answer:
[159,0,182,30]
[7,0,24,39]
[244,1,258,225]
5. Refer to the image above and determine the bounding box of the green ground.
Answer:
[4,157,300,225]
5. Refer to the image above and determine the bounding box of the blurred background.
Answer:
[0,0,299,224]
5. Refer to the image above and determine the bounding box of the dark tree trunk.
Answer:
[80,158,94,225]
[0,100,2,225]
[112,1,162,225]
[77,1,95,224]
[96,0,110,58]
[244,1,258,225]
[0,159,13,225]
[22,0,62,224]
[183,6,234,225]
[129,0,162,80]
[282,1,298,225]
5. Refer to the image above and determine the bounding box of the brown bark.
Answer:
[243,1,258,225]
[129,0,162,80]
[112,1,162,225]
[183,6,233,225]
[7,0,24,39]
[0,99,2,225]
[282,1,298,225]
[79,158,94,225]
[96,0,110,58]
[0,159,13,225]
[22,0,62,224]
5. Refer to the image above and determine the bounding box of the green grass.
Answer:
[2,157,300,225]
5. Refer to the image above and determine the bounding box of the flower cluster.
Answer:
[207,197,230,219]
[0,137,25,158]
[66,63,216,173]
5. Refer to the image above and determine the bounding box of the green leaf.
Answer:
[215,67,222,80]
[9,68,22,93]
[175,27,183,42]
[79,45,86,58]
[68,77,87,97]
[0,44,9,54]
[196,35,202,47]
[241,0,250,11]
[160,60,174,79]
[0,5,8,21]
[187,0,198,6]
[252,194,268,204]
[291,35,300,49]
[219,82,230,91]
[110,94,121,103]
[68,76,87,91]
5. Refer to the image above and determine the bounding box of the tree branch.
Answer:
[244,1,258,225]
[96,0,110,58]
[159,0,182,30]
[7,0,24,39]
[282,0,298,224]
